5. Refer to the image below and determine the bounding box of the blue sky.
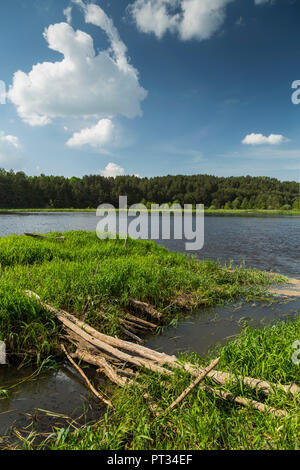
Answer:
[0,0,299,181]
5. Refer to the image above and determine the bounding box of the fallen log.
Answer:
[74,349,127,387]
[164,357,220,413]
[179,362,300,399]
[61,344,113,407]
[26,291,300,401]
[26,290,173,375]
[120,325,144,344]
[200,385,289,418]
[24,232,65,241]
[121,318,149,332]
[129,298,162,320]
[26,290,173,364]
[125,314,157,329]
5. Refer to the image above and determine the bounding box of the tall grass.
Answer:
[18,317,300,450]
[0,231,298,450]
[0,231,281,362]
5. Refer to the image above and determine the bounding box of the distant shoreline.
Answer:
[0,208,299,216]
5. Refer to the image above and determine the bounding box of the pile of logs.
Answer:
[26,291,299,419]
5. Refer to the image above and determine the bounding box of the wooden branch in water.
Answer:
[26,291,173,375]
[74,349,127,387]
[125,314,157,329]
[24,232,46,239]
[25,291,300,401]
[26,290,173,363]
[24,232,65,241]
[61,344,113,407]
[129,298,162,320]
[165,357,220,413]
[120,325,144,344]
[121,318,148,332]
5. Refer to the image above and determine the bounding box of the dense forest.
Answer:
[0,169,299,210]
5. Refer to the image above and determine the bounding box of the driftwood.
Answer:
[125,314,157,329]
[120,325,144,344]
[25,291,298,417]
[26,290,173,364]
[179,362,300,399]
[129,298,162,320]
[24,232,65,241]
[74,349,127,387]
[165,357,220,413]
[26,290,300,398]
[61,344,113,407]
[200,385,288,418]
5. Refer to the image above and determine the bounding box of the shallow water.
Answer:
[0,365,106,443]
[145,298,300,357]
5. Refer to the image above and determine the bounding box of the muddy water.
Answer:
[0,365,107,443]
[145,298,300,357]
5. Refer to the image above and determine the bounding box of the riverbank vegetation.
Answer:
[8,317,300,450]
[0,231,298,450]
[50,317,300,450]
[0,170,299,211]
[0,231,281,365]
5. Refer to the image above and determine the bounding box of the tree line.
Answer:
[0,169,299,210]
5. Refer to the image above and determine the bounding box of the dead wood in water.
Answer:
[129,298,162,321]
[61,344,113,407]
[120,324,144,344]
[164,357,220,413]
[74,349,127,387]
[25,291,299,417]
[24,232,65,241]
[200,385,289,418]
[125,314,157,329]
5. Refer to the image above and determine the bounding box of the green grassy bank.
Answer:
[0,231,298,450]
[0,230,283,365]
[31,317,299,451]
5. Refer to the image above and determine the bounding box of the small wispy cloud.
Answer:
[100,162,125,178]
[0,131,23,167]
[242,133,288,146]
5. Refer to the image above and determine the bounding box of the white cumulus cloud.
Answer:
[63,6,72,24]
[66,118,122,150]
[100,162,125,178]
[129,0,234,41]
[242,133,287,146]
[8,3,147,127]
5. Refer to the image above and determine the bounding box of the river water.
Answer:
[0,213,299,443]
